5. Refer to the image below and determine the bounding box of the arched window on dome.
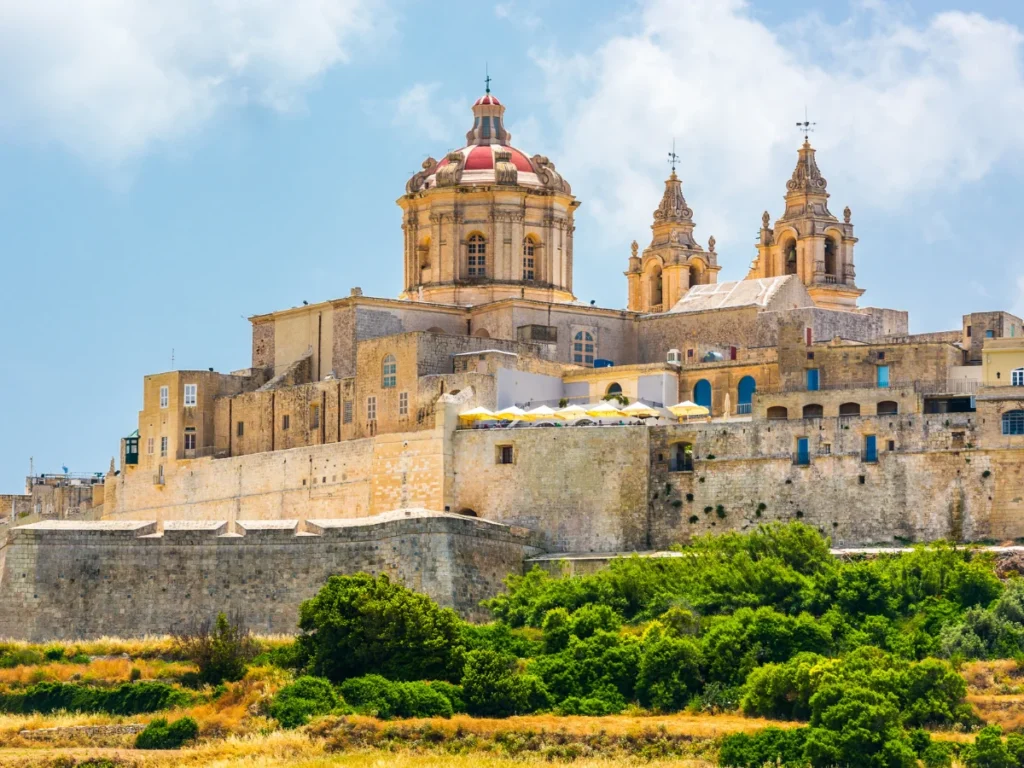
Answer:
[382,355,397,389]
[522,237,536,281]
[573,331,595,366]
[467,234,487,277]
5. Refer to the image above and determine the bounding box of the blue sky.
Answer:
[2,0,1024,491]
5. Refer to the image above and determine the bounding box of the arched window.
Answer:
[382,355,397,388]
[803,403,823,419]
[784,240,798,275]
[767,406,789,420]
[824,236,837,278]
[1004,410,1024,435]
[472,328,491,338]
[573,331,595,366]
[839,402,861,417]
[693,379,712,410]
[877,401,899,416]
[606,382,622,397]
[1013,368,1024,386]
[467,234,487,277]
[522,237,536,281]
[689,263,701,289]
[737,376,756,414]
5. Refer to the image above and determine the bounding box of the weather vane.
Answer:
[485,64,491,94]
[667,139,679,174]
[796,107,815,142]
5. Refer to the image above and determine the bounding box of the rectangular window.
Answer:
[877,365,890,388]
[147,437,155,455]
[282,414,290,431]
[183,429,196,451]
[967,325,972,337]
[498,445,514,465]
[1013,369,1024,387]
[985,329,995,338]
[310,404,320,429]
[807,351,814,360]
[1005,412,1024,435]
[367,396,376,421]
[343,400,353,424]
[806,369,820,391]
[877,351,885,361]
[399,392,409,417]
[160,436,168,457]
[237,421,244,437]
[184,383,197,407]
[522,257,535,281]
[887,439,896,451]
[159,386,169,409]
[820,443,831,455]
[864,434,878,462]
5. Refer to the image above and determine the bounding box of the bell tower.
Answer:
[626,148,719,313]
[747,128,863,310]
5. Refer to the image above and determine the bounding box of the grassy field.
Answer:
[0,637,1018,766]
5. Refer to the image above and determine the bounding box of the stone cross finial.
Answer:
[708,235,716,253]
[762,211,770,228]
[631,240,638,258]
[843,205,851,224]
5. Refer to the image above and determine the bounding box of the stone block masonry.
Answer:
[0,512,544,641]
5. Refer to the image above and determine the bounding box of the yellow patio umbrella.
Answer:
[523,405,559,421]
[555,404,588,419]
[494,405,527,420]
[586,401,625,418]
[668,400,710,419]
[458,406,496,421]
[621,401,660,419]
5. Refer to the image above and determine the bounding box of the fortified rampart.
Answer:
[0,512,544,641]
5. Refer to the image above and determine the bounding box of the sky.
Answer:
[2,0,1024,491]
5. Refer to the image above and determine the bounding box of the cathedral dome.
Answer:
[405,91,571,195]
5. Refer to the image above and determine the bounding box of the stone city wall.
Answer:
[0,513,544,641]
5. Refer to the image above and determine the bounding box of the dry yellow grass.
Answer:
[0,658,194,686]
[0,634,295,661]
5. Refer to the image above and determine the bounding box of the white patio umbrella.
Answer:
[458,406,496,421]
[555,404,588,419]
[621,401,660,419]
[668,400,710,419]
[523,405,559,421]
[494,405,527,420]
[586,401,624,418]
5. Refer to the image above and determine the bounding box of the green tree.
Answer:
[635,634,702,711]
[269,676,340,728]
[295,573,465,683]
[461,649,550,716]
[964,726,1014,768]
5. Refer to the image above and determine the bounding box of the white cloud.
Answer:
[534,0,1024,271]
[392,83,466,145]
[0,0,387,164]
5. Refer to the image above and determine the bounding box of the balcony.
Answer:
[669,459,694,473]
[736,403,752,415]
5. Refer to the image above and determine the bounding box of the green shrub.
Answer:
[338,675,452,719]
[636,635,702,712]
[135,716,199,749]
[296,573,465,683]
[0,681,187,715]
[719,727,808,767]
[0,646,44,669]
[426,680,465,713]
[461,650,550,716]
[964,725,1014,768]
[173,612,256,685]
[269,676,340,728]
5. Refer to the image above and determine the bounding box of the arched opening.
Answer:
[693,379,712,411]
[877,401,899,416]
[737,376,756,415]
[573,331,595,366]
[824,236,838,279]
[522,236,537,281]
[605,382,623,397]
[839,402,861,417]
[1003,410,1024,435]
[467,233,487,277]
[783,239,798,275]
[803,403,824,419]
[646,263,663,307]
[455,508,478,517]
[473,328,491,338]
[671,442,694,472]
[382,354,397,388]
[688,259,705,289]
[767,406,789,420]
[426,326,445,334]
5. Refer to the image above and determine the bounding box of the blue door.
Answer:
[797,437,810,465]
[864,435,877,462]
[694,379,712,410]
[877,365,889,388]
[737,376,756,414]
[806,369,820,391]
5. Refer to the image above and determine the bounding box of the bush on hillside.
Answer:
[295,573,465,683]
[338,675,453,719]
[135,716,199,749]
[0,681,187,715]
[269,676,340,728]
[461,650,550,716]
[173,612,256,685]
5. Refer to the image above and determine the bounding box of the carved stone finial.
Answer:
[493,149,518,185]
[762,210,770,228]
[530,155,571,194]
[653,173,693,224]
[435,151,465,188]
[631,240,638,258]
[843,205,851,224]
[708,235,716,253]
[786,142,827,194]
[405,156,438,194]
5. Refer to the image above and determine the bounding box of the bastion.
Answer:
[0,511,543,641]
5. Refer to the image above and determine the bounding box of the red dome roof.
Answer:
[423,144,540,189]
[474,93,502,106]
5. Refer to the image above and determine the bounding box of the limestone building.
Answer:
[3,86,1024,640]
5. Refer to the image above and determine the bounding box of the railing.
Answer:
[823,275,838,284]
[513,396,665,409]
[177,446,219,460]
[793,453,810,466]
[736,403,752,415]
[760,380,918,395]
[862,451,878,463]
[669,460,694,473]
[915,379,979,395]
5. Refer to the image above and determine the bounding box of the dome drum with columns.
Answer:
[399,90,578,306]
